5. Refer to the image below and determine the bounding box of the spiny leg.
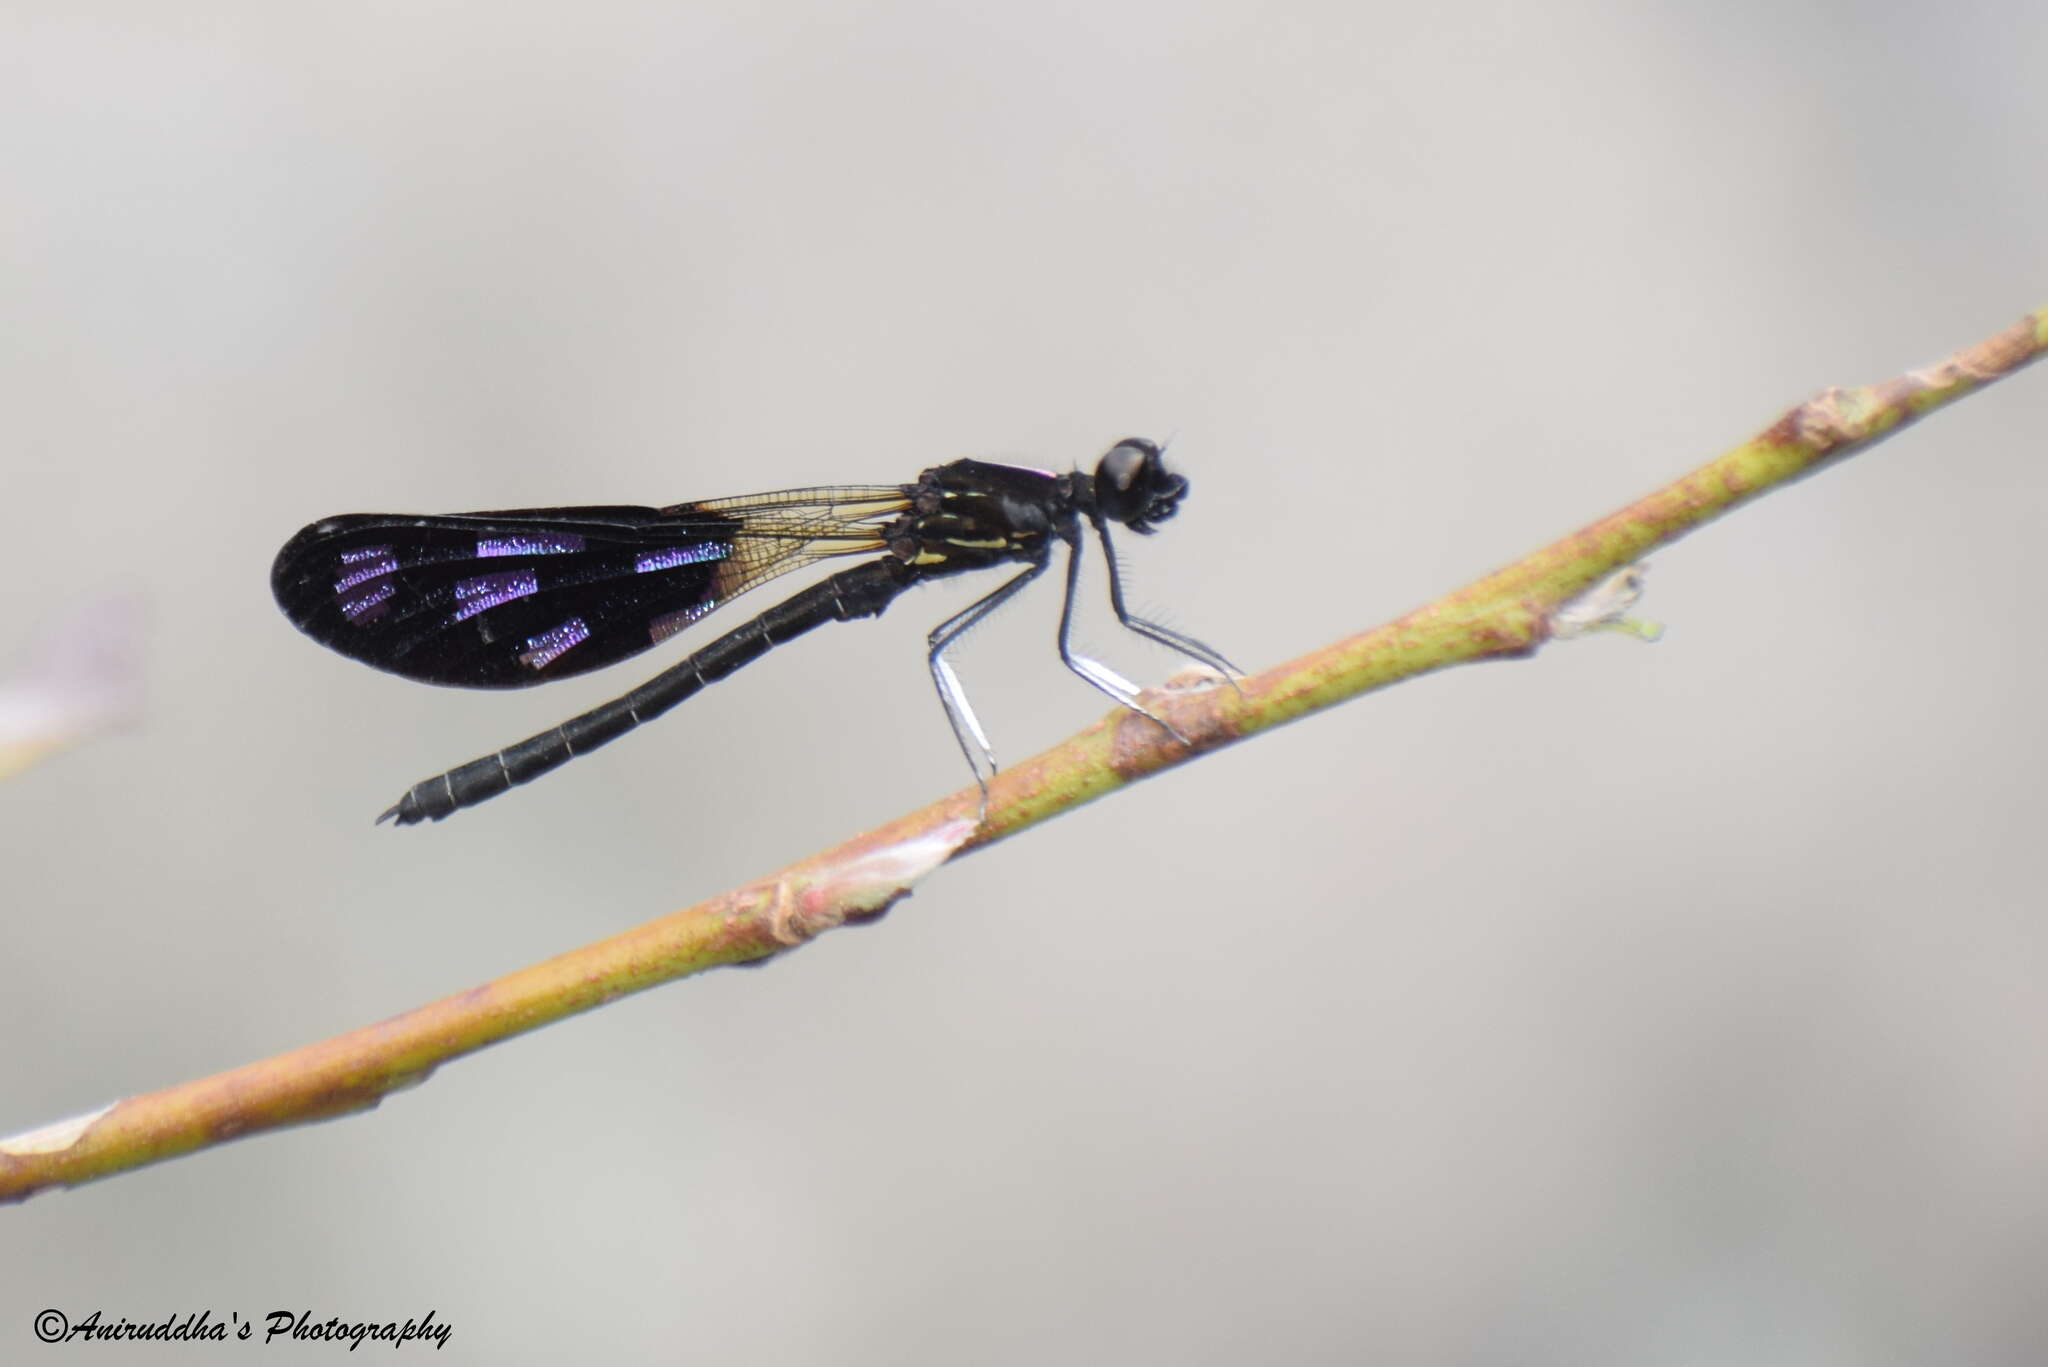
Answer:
[1095,521,1241,685]
[1057,532,1192,744]
[927,558,1047,803]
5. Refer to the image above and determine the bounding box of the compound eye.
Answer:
[1098,440,1151,494]
[1094,437,1178,530]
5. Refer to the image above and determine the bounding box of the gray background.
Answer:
[4,2,2045,1362]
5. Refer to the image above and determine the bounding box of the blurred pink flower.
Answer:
[0,596,145,779]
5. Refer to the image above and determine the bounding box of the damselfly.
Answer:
[271,439,1232,824]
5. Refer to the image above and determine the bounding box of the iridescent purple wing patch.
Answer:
[339,580,397,624]
[635,542,728,574]
[648,599,718,644]
[335,546,399,593]
[451,569,540,622]
[477,533,585,558]
[519,617,590,671]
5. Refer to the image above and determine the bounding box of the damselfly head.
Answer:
[1093,437,1186,535]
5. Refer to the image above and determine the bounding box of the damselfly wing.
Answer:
[273,488,910,688]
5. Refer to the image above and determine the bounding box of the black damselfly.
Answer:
[271,438,1233,824]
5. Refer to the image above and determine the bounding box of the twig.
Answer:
[4,306,2041,1204]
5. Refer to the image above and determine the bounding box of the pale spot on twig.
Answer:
[1551,564,1664,642]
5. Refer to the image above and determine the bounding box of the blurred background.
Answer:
[4,2,2045,1361]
